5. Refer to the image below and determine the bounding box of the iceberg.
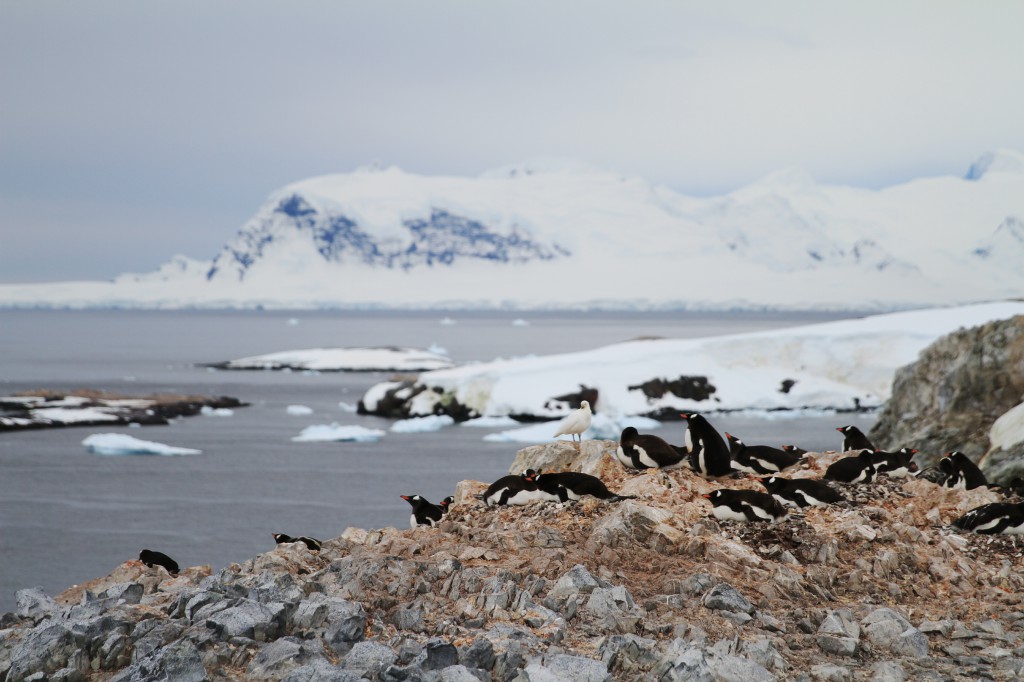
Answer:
[82,433,202,456]
[390,415,455,433]
[291,423,386,443]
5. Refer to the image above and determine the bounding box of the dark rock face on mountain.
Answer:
[4,440,1024,681]
[870,315,1024,472]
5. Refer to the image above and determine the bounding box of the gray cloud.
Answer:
[2,1,1022,281]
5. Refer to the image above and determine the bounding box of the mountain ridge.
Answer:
[2,151,1022,310]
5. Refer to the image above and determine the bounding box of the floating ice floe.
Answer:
[461,416,521,428]
[287,404,314,416]
[484,414,662,443]
[213,346,455,372]
[390,415,455,433]
[82,433,202,456]
[291,423,386,443]
[338,402,358,413]
[512,318,530,327]
[428,343,448,356]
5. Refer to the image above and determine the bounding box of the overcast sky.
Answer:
[2,1,1022,283]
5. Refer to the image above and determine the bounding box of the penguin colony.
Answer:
[134,407,1022,577]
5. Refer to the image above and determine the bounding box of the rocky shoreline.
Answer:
[0,391,248,432]
[3,439,1024,681]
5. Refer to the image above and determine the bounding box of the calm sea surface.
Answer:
[0,309,875,612]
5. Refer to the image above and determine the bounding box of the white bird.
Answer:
[553,400,592,450]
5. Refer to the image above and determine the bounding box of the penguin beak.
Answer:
[701,493,712,499]
[400,495,411,501]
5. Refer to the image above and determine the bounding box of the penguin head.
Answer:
[522,469,541,482]
[837,425,852,433]
[439,496,454,512]
[272,533,294,544]
[759,476,778,489]
[701,490,722,501]
[619,426,639,442]
[401,494,424,507]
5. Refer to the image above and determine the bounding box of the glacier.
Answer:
[1,151,1022,310]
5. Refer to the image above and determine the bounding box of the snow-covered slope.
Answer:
[2,153,1022,310]
[369,301,1024,422]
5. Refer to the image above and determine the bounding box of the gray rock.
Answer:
[869,661,906,681]
[324,599,368,654]
[584,586,642,634]
[283,659,364,682]
[439,664,486,682]
[459,637,496,671]
[864,619,906,648]
[703,583,754,615]
[889,628,929,659]
[15,586,58,621]
[6,622,78,680]
[343,641,398,676]
[292,599,330,631]
[130,618,186,662]
[203,599,283,641]
[109,639,208,682]
[421,639,459,671]
[597,634,659,675]
[810,664,852,681]
[675,572,715,598]
[549,565,601,599]
[708,651,774,682]
[101,582,145,605]
[389,602,426,632]
[862,607,911,629]
[917,619,953,636]
[248,637,328,679]
[738,637,786,673]
[49,668,86,682]
[654,638,713,682]
[529,653,610,682]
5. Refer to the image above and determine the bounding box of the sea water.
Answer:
[0,309,872,611]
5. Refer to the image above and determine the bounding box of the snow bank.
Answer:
[218,346,454,372]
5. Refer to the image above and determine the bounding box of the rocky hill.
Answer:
[869,314,1024,479]
[3,439,1024,681]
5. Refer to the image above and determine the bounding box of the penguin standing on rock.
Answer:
[683,413,732,477]
[139,549,179,576]
[836,425,875,452]
[940,451,988,490]
[615,427,687,470]
[725,433,802,475]
[525,469,637,502]
[401,494,445,527]
[759,475,846,508]
[702,489,787,523]
[824,450,876,483]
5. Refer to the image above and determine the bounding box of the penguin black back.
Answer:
[952,501,1024,535]
[272,533,322,551]
[401,494,444,526]
[836,425,874,452]
[683,413,731,477]
[139,549,179,575]
[823,450,876,483]
[528,470,636,502]
[949,451,988,490]
[480,474,541,506]
[702,489,787,523]
[871,447,919,478]
[725,432,801,474]
[759,475,845,507]
[615,427,686,470]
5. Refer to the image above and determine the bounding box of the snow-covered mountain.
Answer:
[2,150,1023,310]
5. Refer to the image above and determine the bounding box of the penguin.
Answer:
[823,450,876,483]
[401,494,445,527]
[525,469,637,502]
[725,433,802,475]
[941,451,988,490]
[439,496,455,514]
[272,533,322,551]
[782,444,808,457]
[552,400,592,449]
[836,425,875,453]
[615,426,687,470]
[480,474,542,506]
[759,475,846,508]
[870,447,919,478]
[139,549,179,576]
[952,501,1024,535]
[682,412,732,478]
[701,489,787,523]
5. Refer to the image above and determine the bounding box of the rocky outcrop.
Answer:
[870,315,1024,472]
[3,440,1024,681]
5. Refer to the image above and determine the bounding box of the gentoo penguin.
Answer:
[759,475,845,508]
[480,474,542,506]
[836,425,875,453]
[782,445,808,457]
[683,413,732,477]
[439,496,455,514]
[725,433,802,475]
[823,450,876,483]
[139,549,179,576]
[272,533,323,551]
[615,426,687,470]
[871,447,919,478]
[952,501,1024,535]
[701,489,787,523]
[940,451,988,490]
[401,494,444,527]
[553,400,592,449]
[525,469,637,502]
